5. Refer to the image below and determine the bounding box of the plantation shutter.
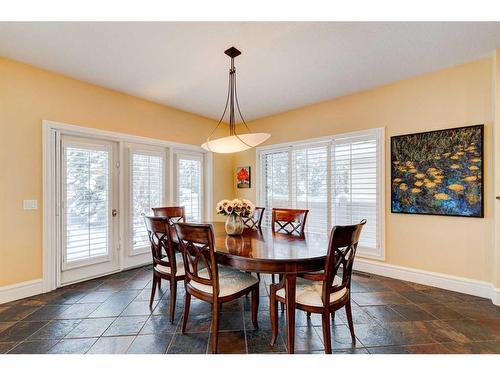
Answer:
[291,145,329,233]
[63,143,111,263]
[259,128,383,259]
[261,150,291,227]
[331,135,379,251]
[130,150,164,251]
[175,153,203,222]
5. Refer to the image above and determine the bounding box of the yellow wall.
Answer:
[233,58,494,283]
[1,55,496,289]
[0,57,233,286]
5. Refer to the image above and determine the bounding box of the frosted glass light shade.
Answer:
[201,133,271,153]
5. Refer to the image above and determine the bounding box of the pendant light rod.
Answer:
[201,47,271,153]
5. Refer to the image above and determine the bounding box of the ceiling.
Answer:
[1,22,500,122]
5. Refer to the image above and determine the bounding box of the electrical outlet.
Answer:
[23,200,38,210]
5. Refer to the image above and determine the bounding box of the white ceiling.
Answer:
[1,22,500,122]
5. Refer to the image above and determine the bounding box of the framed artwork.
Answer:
[236,166,251,189]
[391,124,484,218]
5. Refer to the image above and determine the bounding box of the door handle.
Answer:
[112,209,118,217]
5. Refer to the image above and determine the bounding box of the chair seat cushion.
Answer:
[188,266,258,297]
[276,275,346,307]
[154,253,185,276]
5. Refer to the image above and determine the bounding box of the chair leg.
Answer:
[331,311,336,320]
[182,292,191,333]
[306,311,311,318]
[251,287,259,329]
[269,286,279,346]
[158,278,162,288]
[169,278,177,323]
[279,274,285,312]
[322,311,332,354]
[345,299,355,343]
[271,274,275,283]
[149,275,157,308]
[211,303,220,354]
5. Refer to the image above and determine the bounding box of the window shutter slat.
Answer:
[131,152,163,250]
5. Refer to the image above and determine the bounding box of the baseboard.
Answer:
[354,258,499,306]
[492,288,500,306]
[1,264,499,306]
[0,279,44,304]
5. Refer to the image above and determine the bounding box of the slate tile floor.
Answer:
[1,266,499,354]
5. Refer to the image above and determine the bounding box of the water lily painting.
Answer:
[236,166,251,188]
[391,125,483,218]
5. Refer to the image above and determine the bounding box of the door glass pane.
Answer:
[177,157,202,222]
[131,153,163,250]
[65,146,109,262]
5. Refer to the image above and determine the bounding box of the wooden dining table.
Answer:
[190,221,329,354]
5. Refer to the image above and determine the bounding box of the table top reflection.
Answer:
[207,221,329,273]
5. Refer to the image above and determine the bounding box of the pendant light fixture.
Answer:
[201,47,271,153]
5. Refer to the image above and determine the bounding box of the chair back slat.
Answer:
[322,219,367,305]
[144,216,177,274]
[271,208,309,237]
[242,207,265,230]
[175,223,219,292]
[152,206,185,224]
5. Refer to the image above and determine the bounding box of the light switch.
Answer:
[23,200,38,210]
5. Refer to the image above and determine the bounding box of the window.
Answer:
[130,149,164,253]
[175,152,204,222]
[62,140,112,264]
[258,128,384,259]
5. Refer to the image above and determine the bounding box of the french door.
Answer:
[59,135,119,285]
[48,122,210,289]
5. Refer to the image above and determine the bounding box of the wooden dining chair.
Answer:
[269,219,367,354]
[242,207,265,230]
[144,216,185,322]
[272,208,309,237]
[152,206,186,224]
[175,222,260,354]
[271,208,309,284]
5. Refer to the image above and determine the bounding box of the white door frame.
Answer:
[42,120,213,293]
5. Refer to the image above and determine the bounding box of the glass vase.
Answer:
[225,214,244,236]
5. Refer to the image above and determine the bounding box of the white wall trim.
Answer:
[354,258,500,305]
[0,279,44,304]
[493,288,500,306]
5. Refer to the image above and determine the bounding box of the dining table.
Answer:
[178,221,330,354]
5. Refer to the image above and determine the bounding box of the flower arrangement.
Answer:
[216,198,255,217]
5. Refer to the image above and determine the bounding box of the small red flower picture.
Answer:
[236,166,251,188]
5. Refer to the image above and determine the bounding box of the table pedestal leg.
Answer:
[285,273,296,354]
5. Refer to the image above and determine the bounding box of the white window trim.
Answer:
[256,127,385,261]
[42,120,213,292]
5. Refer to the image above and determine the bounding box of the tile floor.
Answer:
[1,266,499,354]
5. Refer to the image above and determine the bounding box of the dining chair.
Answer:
[175,222,260,354]
[271,208,309,284]
[144,215,185,322]
[269,219,367,354]
[152,206,186,224]
[242,207,265,230]
[272,208,309,237]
